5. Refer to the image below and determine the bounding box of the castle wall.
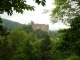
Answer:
[32,23,49,33]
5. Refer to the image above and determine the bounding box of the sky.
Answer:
[0,0,69,30]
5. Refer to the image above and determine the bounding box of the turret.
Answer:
[31,21,34,25]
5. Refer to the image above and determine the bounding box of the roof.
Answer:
[33,24,47,27]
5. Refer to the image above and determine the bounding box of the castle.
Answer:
[31,21,49,33]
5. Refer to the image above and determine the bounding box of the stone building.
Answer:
[31,21,49,33]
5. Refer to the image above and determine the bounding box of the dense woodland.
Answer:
[0,0,80,60]
[0,19,59,60]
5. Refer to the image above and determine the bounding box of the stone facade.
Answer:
[31,21,49,33]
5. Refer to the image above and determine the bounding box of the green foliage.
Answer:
[64,54,80,60]
[41,34,52,60]
[8,28,41,60]
[50,30,59,39]
[32,40,42,60]
[34,29,47,39]
[1,36,12,60]
[54,16,80,60]
[0,0,46,15]
[2,18,22,30]
[0,0,47,60]
[0,36,2,60]
[50,1,80,59]
[8,28,28,60]
[9,28,28,43]
[21,24,33,34]
[0,18,9,36]
[50,38,64,60]
[51,0,80,24]
[23,40,34,60]
[35,0,46,6]
[27,33,38,42]
[21,24,48,39]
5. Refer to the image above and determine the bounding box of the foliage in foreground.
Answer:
[0,27,52,60]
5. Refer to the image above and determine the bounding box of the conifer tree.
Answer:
[41,34,51,60]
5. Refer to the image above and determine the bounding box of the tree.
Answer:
[27,33,38,42]
[52,16,80,60]
[64,54,80,60]
[49,30,59,39]
[8,28,28,60]
[49,36,68,60]
[0,0,46,60]
[34,29,47,39]
[0,0,46,15]
[41,34,51,60]
[32,40,42,60]
[0,27,10,60]
[23,39,34,60]
[21,24,33,34]
[1,36,11,60]
[50,0,80,59]
[0,36,2,60]
[51,0,80,24]
[62,16,80,56]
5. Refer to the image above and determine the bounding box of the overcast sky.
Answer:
[0,0,68,30]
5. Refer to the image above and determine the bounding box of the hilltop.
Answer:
[2,18,23,30]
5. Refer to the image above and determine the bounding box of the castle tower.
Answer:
[31,21,34,25]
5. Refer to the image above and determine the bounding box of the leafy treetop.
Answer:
[51,0,80,24]
[0,0,46,16]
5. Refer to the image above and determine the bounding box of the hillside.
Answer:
[2,18,23,30]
